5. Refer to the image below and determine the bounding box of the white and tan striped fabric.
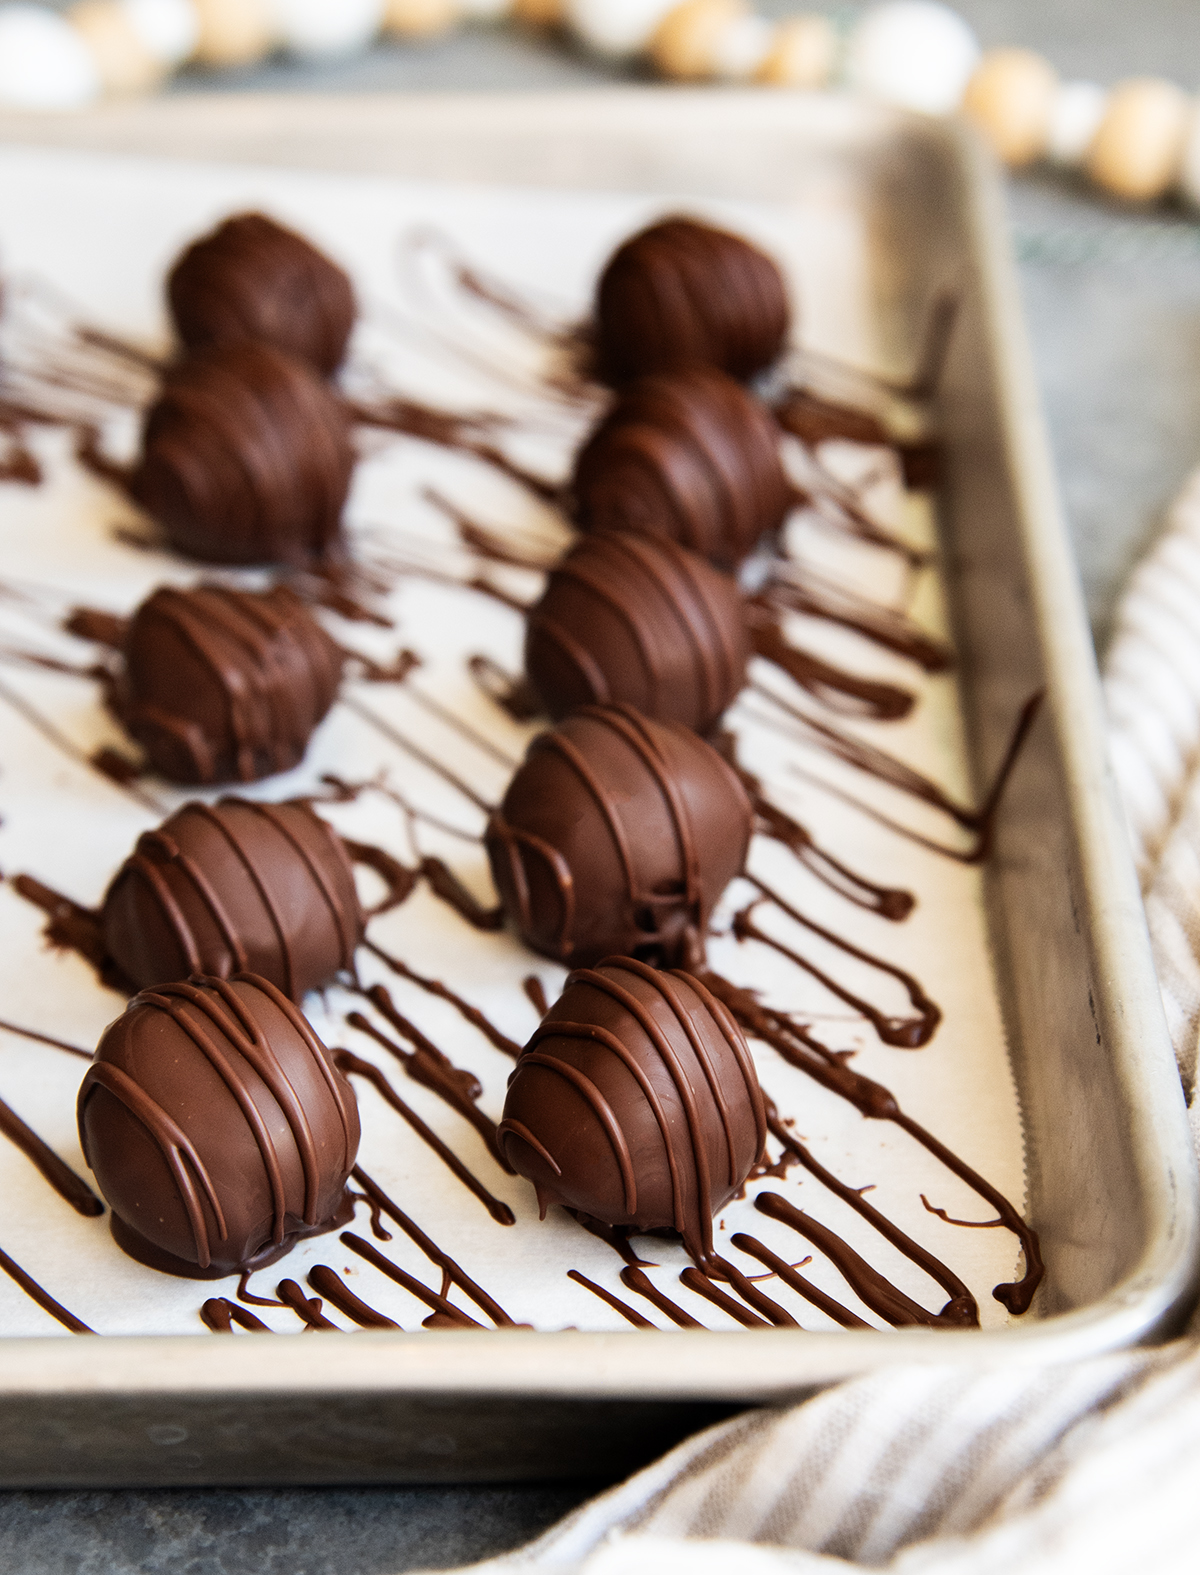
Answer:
[415,470,1200,1575]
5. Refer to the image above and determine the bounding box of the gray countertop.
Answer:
[4,3,1200,1568]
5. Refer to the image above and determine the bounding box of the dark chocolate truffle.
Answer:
[525,531,748,733]
[78,974,360,1279]
[132,341,354,565]
[116,583,343,785]
[485,704,752,970]
[499,957,765,1263]
[572,368,791,568]
[168,212,356,377]
[103,798,364,1002]
[595,216,790,385]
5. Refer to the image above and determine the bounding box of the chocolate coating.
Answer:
[525,531,748,733]
[117,583,343,785]
[168,211,356,377]
[573,368,791,568]
[102,798,364,1003]
[499,956,765,1263]
[132,341,354,565]
[78,974,360,1279]
[485,704,752,970]
[595,216,790,385]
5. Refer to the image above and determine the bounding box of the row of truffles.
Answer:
[70,208,789,1285]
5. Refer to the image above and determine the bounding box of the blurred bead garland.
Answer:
[1,0,1199,207]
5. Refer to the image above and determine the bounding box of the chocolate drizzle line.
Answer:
[334,1050,514,1225]
[468,656,542,723]
[693,972,1040,1312]
[756,578,952,674]
[730,1234,869,1328]
[523,975,549,1018]
[0,1245,93,1334]
[350,397,561,504]
[307,1264,399,1329]
[365,940,522,1058]
[352,1166,517,1326]
[201,1298,269,1333]
[343,1231,485,1329]
[566,1211,655,1268]
[738,878,942,1049]
[277,1277,340,1330]
[0,1093,104,1216]
[0,1016,91,1060]
[9,875,121,990]
[678,1266,771,1327]
[746,603,914,722]
[348,986,512,1167]
[705,1254,802,1326]
[341,693,493,813]
[567,1268,657,1328]
[619,1265,706,1329]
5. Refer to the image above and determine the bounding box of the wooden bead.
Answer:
[1087,78,1190,201]
[962,48,1057,167]
[512,0,562,21]
[70,0,167,93]
[383,0,462,37]
[192,0,274,66]
[651,0,747,80]
[756,14,836,89]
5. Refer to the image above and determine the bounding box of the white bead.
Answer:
[846,1,979,116]
[270,0,383,57]
[565,0,676,58]
[1046,79,1107,166]
[122,0,197,63]
[460,0,511,18]
[711,12,772,79]
[0,5,100,108]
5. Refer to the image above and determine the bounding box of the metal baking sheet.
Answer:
[0,90,1194,1487]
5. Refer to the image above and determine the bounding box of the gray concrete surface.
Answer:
[5,2,1200,1568]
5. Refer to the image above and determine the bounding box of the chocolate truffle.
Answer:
[132,341,354,565]
[116,583,343,785]
[572,368,791,568]
[78,974,360,1279]
[168,211,356,377]
[499,957,765,1263]
[102,798,364,1003]
[525,531,748,733]
[594,216,790,385]
[485,704,752,970]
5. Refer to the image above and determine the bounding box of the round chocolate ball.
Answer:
[116,583,343,785]
[499,956,766,1263]
[78,974,361,1279]
[485,703,752,970]
[525,531,748,733]
[168,211,356,377]
[103,798,364,1003]
[131,341,354,566]
[572,368,791,568]
[594,215,790,385]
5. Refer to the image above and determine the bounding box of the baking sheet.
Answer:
[0,145,1025,1341]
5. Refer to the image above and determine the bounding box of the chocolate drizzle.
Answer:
[0,1094,104,1216]
[0,1247,94,1334]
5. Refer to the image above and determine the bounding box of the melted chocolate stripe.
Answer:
[707,1253,801,1327]
[0,1094,104,1216]
[307,1264,399,1330]
[341,693,493,812]
[619,1266,706,1329]
[567,1268,657,1328]
[747,609,915,722]
[740,881,941,1049]
[335,1050,514,1226]
[0,1245,93,1333]
[730,1233,869,1328]
[0,1017,91,1060]
[523,975,549,1018]
[365,939,521,1057]
[567,1211,655,1267]
[201,1298,269,1333]
[679,1266,771,1327]
[352,1166,517,1326]
[277,1277,340,1330]
[758,578,952,673]
[342,1231,484,1328]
